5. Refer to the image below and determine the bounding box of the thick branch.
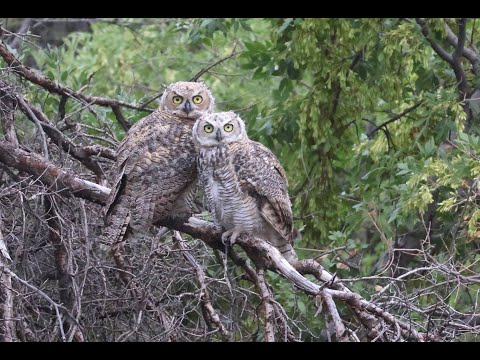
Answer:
[416,19,470,96]
[444,20,480,74]
[0,210,15,342]
[319,290,348,342]
[327,289,431,341]
[256,268,275,342]
[453,18,467,60]
[0,140,110,205]
[451,18,470,97]
[416,18,453,64]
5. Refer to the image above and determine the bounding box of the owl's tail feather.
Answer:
[103,202,131,246]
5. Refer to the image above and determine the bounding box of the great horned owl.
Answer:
[192,111,297,263]
[104,81,215,244]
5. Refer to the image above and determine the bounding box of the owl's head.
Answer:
[193,111,247,147]
[160,81,215,119]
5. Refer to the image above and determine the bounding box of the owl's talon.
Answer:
[221,230,233,246]
[221,229,241,246]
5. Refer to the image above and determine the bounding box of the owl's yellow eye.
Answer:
[172,96,183,104]
[224,124,234,132]
[204,124,214,133]
[192,95,203,104]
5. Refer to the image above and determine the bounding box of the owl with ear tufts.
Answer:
[193,111,298,264]
[104,81,215,245]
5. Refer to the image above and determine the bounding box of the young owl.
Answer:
[104,81,215,244]
[193,111,297,263]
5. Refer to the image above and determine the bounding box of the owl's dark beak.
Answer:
[215,129,222,141]
[184,100,192,115]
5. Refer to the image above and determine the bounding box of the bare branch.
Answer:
[110,105,132,132]
[0,209,15,342]
[0,264,67,341]
[0,140,110,205]
[256,268,275,342]
[8,18,34,49]
[190,47,240,82]
[0,81,112,179]
[319,290,348,342]
[0,83,19,147]
[0,30,153,116]
[173,231,230,339]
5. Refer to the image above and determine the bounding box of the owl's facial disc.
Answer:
[161,81,215,120]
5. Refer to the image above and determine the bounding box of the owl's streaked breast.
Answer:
[198,146,258,232]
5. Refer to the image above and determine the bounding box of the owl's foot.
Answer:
[221,229,241,246]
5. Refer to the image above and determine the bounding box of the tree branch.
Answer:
[0,79,113,178]
[256,268,275,342]
[8,18,34,49]
[0,28,151,132]
[319,290,348,342]
[367,101,425,138]
[190,47,240,82]
[0,140,110,205]
[0,264,67,341]
[0,83,19,147]
[173,231,230,339]
[0,143,437,341]
[44,196,85,342]
[444,20,480,74]
[416,19,474,131]
[416,18,453,64]
[0,209,15,342]
[451,18,470,97]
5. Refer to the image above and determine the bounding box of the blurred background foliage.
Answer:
[1,18,479,340]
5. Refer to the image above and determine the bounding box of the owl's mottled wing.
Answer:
[104,110,197,243]
[231,140,293,242]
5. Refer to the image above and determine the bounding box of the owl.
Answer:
[104,81,215,244]
[192,111,298,263]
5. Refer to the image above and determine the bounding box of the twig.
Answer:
[1,80,112,178]
[367,101,425,138]
[0,31,153,131]
[172,231,230,339]
[0,82,19,147]
[16,95,50,159]
[190,46,240,82]
[0,264,66,341]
